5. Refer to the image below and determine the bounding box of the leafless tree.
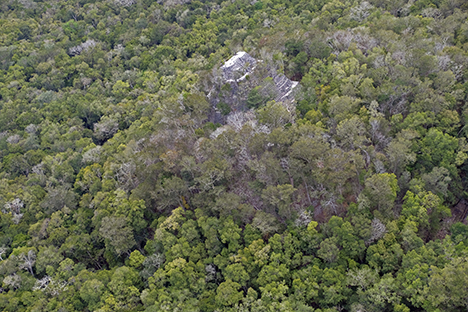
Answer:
[94,117,119,142]
[367,218,387,245]
[33,276,68,297]
[0,246,7,261]
[3,199,24,224]
[3,198,23,215]
[205,264,217,282]
[82,145,103,164]
[3,274,21,290]
[69,39,98,56]
[19,250,36,276]
[350,1,374,22]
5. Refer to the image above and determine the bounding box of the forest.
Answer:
[1,0,468,311]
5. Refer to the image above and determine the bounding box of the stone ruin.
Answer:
[220,51,258,82]
[209,51,299,124]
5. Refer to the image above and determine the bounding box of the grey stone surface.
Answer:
[221,51,298,101]
[272,71,299,102]
[209,51,300,124]
[220,51,257,82]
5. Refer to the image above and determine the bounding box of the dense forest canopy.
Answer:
[1,0,468,311]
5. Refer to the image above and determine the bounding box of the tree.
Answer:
[336,116,368,150]
[346,266,379,292]
[107,266,141,309]
[19,250,36,277]
[426,258,468,311]
[99,216,136,256]
[317,238,340,264]
[94,116,119,143]
[261,184,296,220]
[418,128,458,177]
[223,263,249,286]
[80,279,105,311]
[257,101,294,129]
[364,173,399,219]
[152,176,188,212]
[401,191,429,229]
[216,279,243,307]
[251,211,280,236]
[366,234,404,274]
[128,250,145,269]
[327,95,362,122]
[35,246,64,275]
[362,274,400,310]
[386,131,417,176]
[33,275,68,297]
[218,217,242,253]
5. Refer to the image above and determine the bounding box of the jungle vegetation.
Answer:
[1,0,468,311]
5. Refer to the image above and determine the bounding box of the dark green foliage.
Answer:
[247,87,265,109]
[217,101,231,116]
